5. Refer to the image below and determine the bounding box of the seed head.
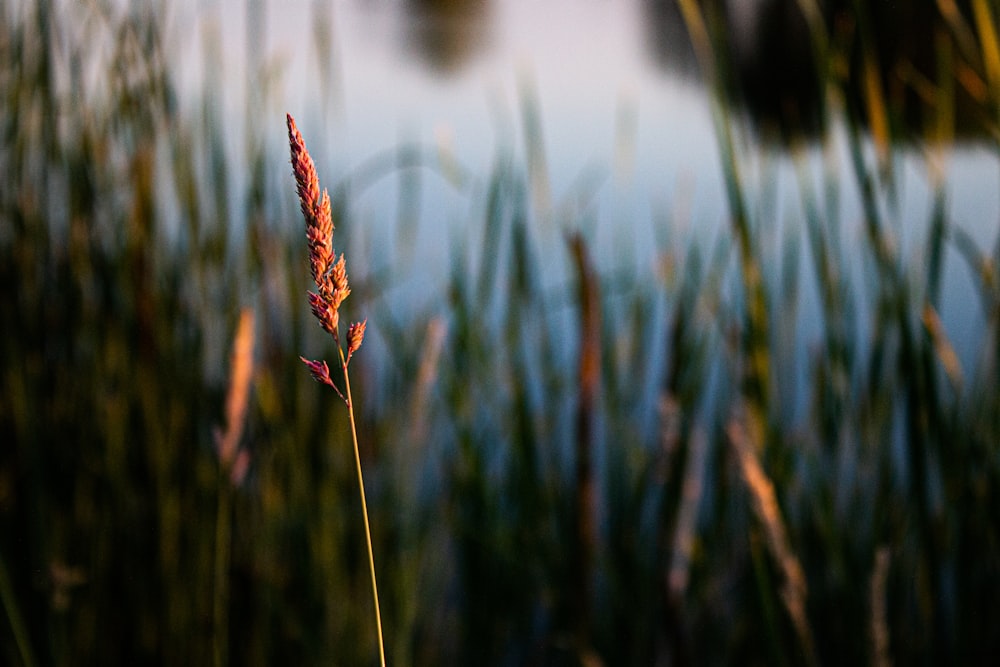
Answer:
[289,113,366,384]
[326,254,351,310]
[347,319,367,362]
[287,114,321,225]
[307,291,340,336]
[288,114,336,289]
[300,357,335,386]
[306,189,334,285]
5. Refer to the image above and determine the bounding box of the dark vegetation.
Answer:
[2,0,1000,664]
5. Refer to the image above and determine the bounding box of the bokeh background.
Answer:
[3,0,1000,664]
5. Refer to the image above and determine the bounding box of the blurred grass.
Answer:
[2,0,1000,665]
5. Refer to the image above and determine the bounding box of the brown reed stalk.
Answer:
[286,113,384,667]
[215,308,255,486]
[727,407,818,667]
[922,304,964,392]
[676,0,772,451]
[870,546,892,667]
[213,307,255,667]
[568,232,599,660]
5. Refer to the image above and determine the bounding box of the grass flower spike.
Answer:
[286,113,383,666]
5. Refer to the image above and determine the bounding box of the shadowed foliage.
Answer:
[2,1,1000,665]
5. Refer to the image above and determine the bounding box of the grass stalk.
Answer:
[212,308,255,667]
[728,408,817,667]
[339,341,386,667]
[567,232,599,655]
[869,547,892,667]
[287,113,384,666]
[677,0,772,445]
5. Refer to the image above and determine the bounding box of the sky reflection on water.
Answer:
[178,0,997,361]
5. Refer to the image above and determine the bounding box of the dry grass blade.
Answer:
[667,422,708,600]
[213,307,256,667]
[674,0,716,84]
[870,547,893,667]
[215,307,255,485]
[972,0,1000,99]
[922,304,964,392]
[728,408,818,667]
[409,317,447,444]
[937,0,980,65]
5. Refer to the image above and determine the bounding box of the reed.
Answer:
[286,113,384,667]
[4,1,1000,665]
[728,407,817,667]
[212,308,255,667]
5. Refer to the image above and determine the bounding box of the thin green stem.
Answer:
[213,474,232,667]
[339,343,385,667]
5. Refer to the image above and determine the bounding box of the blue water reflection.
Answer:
[191,0,996,364]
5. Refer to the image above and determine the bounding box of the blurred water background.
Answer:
[3,0,1000,664]
[186,0,998,361]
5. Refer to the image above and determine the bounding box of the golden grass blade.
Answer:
[972,0,1000,101]
[728,408,818,667]
[922,304,965,392]
[215,307,256,483]
[937,0,980,65]
[675,0,716,84]
[213,307,256,667]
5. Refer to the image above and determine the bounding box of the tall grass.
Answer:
[2,0,1000,665]
[287,113,383,667]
